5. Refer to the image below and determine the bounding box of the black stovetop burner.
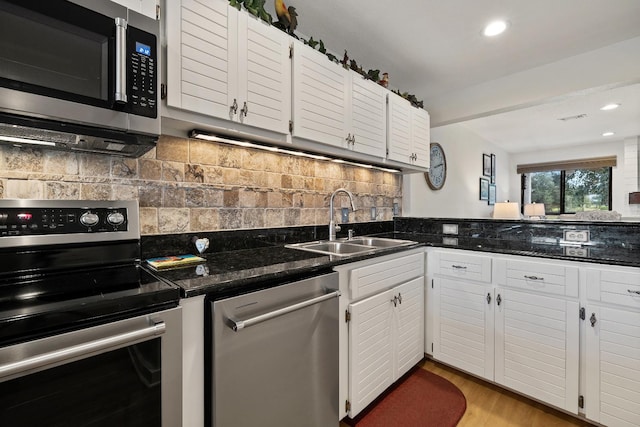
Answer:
[0,200,179,347]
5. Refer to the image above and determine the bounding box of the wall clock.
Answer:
[425,142,447,190]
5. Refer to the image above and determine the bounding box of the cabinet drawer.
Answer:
[496,258,578,297]
[587,268,640,310]
[349,252,424,300]
[434,251,492,283]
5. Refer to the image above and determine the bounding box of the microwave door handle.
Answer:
[115,17,128,104]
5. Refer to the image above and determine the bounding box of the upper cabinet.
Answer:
[165,1,291,134]
[291,41,387,159]
[387,91,430,169]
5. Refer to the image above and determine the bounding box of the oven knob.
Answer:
[107,212,125,226]
[80,212,100,227]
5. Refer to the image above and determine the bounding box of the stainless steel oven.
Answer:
[0,0,159,156]
[0,200,181,426]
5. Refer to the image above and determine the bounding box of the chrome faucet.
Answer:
[328,188,356,241]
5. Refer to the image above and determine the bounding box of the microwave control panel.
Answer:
[127,26,157,118]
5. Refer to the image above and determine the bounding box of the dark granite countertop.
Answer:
[143,220,639,300]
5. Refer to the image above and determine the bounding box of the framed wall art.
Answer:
[483,154,491,177]
[479,177,489,200]
[490,154,496,184]
[488,184,496,205]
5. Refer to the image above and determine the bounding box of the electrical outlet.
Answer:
[442,224,458,235]
[341,208,349,223]
[563,230,590,243]
[370,207,377,220]
[393,203,399,216]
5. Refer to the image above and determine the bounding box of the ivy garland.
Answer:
[228,0,424,108]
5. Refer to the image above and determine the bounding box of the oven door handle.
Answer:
[0,321,165,381]
[227,290,341,332]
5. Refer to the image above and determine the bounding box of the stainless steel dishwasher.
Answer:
[209,271,340,427]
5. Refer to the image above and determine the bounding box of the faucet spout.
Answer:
[329,188,356,241]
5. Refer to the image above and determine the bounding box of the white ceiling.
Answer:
[271,0,640,153]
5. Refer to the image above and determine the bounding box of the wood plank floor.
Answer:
[341,358,596,427]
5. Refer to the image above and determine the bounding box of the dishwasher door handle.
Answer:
[228,290,341,332]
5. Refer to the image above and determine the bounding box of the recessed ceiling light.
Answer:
[602,131,615,137]
[600,103,620,111]
[483,20,508,37]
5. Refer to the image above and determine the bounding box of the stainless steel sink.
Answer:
[342,237,416,248]
[286,237,416,257]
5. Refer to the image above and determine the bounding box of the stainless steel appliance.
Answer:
[0,0,159,156]
[209,272,340,427]
[0,200,181,426]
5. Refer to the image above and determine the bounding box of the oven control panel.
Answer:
[0,207,128,236]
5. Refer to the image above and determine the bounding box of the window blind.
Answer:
[516,156,617,174]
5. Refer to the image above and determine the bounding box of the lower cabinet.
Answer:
[429,249,580,415]
[337,249,425,419]
[348,277,424,416]
[585,267,640,427]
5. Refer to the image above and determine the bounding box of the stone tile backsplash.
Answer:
[0,135,402,235]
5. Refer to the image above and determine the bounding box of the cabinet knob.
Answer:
[486,293,492,304]
[352,134,356,146]
[590,313,597,327]
[230,98,238,115]
[397,292,402,305]
[496,294,502,306]
[391,296,398,307]
[240,101,249,117]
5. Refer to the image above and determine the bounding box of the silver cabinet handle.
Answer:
[114,17,128,103]
[486,293,492,304]
[228,290,341,331]
[524,275,544,281]
[397,292,402,305]
[0,321,165,381]
[628,289,640,295]
[590,313,597,327]
[451,265,467,269]
[230,98,238,115]
[240,101,248,117]
[391,296,398,307]
[352,134,356,146]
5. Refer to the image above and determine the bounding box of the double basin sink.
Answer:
[286,237,417,257]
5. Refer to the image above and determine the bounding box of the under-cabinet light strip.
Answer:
[0,135,57,146]
[189,130,401,173]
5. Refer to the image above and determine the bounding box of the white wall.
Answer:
[508,139,638,218]
[403,123,510,218]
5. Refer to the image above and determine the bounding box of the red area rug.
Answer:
[345,368,466,427]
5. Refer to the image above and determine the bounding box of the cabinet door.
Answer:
[394,277,425,379]
[411,108,430,169]
[494,287,579,414]
[349,75,387,158]
[585,305,640,427]
[432,277,494,380]
[348,289,394,417]
[166,0,238,118]
[292,41,349,148]
[237,14,291,134]
[387,92,413,164]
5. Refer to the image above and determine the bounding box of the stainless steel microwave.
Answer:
[0,0,160,157]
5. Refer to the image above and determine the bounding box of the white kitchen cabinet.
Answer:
[291,42,386,158]
[165,1,291,134]
[585,267,640,427]
[430,250,494,380]
[348,277,424,416]
[428,249,580,415]
[387,91,430,168]
[335,249,425,419]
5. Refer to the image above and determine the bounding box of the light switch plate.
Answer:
[393,203,399,216]
[370,206,377,220]
[341,208,349,223]
[442,224,459,235]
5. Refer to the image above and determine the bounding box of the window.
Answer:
[526,167,612,214]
